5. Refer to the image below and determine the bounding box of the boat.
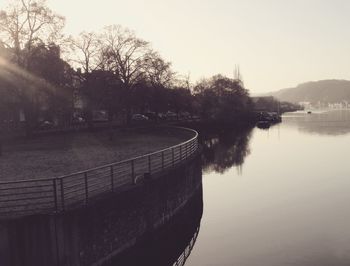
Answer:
[256,121,270,129]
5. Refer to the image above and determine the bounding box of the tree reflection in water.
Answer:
[201,126,253,174]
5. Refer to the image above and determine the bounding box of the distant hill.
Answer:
[269,80,350,104]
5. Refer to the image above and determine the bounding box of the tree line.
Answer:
[0,0,272,136]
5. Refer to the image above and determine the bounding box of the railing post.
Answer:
[185,142,188,158]
[148,155,151,174]
[110,165,114,192]
[84,172,88,204]
[53,178,58,213]
[172,147,175,166]
[162,151,164,169]
[180,145,182,161]
[60,178,65,211]
[131,160,135,184]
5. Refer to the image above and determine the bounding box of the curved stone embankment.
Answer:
[0,127,199,218]
[0,147,202,266]
[109,183,203,266]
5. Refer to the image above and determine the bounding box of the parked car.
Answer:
[191,115,200,121]
[166,111,177,121]
[37,120,54,130]
[71,116,86,125]
[179,112,191,120]
[92,110,109,122]
[158,113,167,120]
[144,112,157,121]
[132,114,149,121]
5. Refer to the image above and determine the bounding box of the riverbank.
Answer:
[0,128,187,181]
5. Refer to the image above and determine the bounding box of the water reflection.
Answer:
[201,127,253,174]
[108,186,203,266]
[283,110,350,135]
[186,110,350,266]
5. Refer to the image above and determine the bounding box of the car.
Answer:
[166,111,177,120]
[37,120,54,130]
[191,115,200,121]
[93,110,109,122]
[180,112,191,120]
[157,113,167,120]
[72,116,86,125]
[132,114,149,121]
[144,112,157,121]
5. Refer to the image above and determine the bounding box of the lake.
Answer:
[185,110,350,266]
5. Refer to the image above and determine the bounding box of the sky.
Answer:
[3,0,350,94]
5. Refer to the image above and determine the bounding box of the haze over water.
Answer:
[186,110,350,266]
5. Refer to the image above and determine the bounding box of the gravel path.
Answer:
[0,129,186,182]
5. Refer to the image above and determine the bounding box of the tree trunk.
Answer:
[0,126,3,157]
[126,106,132,125]
[24,105,37,138]
[108,110,114,141]
[86,108,94,130]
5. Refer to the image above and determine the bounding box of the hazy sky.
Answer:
[4,0,350,93]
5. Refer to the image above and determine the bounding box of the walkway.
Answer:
[0,127,199,219]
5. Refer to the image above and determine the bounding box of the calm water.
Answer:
[185,110,350,266]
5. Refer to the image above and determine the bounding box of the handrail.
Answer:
[0,126,199,218]
[173,226,200,266]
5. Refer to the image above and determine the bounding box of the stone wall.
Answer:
[0,154,202,266]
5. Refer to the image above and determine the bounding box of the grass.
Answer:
[0,129,186,182]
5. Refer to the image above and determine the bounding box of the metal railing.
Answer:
[0,127,199,218]
[173,226,200,266]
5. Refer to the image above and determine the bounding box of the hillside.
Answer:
[269,80,350,103]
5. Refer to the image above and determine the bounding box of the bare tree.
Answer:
[0,0,65,136]
[101,25,152,122]
[174,72,192,92]
[101,25,151,87]
[144,52,175,117]
[68,31,105,128]
[69,31,102,75]
[146,52,174,89]
[0,0,65,66]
